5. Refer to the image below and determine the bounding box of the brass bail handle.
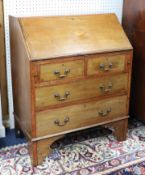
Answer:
[54,117,70,127]
[54,69,70,78]
[99,62,113,71]
[54,91,70,101]
[99,82,113,92]
[98,108,112,117]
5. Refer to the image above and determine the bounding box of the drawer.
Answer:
[36,95,127,137]
[39,58,84,82]
[87,53,126,75]
[35,73,128,109]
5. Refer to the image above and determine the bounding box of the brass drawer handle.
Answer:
[54,117,70,126]
[98,108,111,117]
[99,63,113,71]
[54,69,70,78]
[54,91,70,101]
[99,82,113,93]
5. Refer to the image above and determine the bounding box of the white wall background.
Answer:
[3,0,123,129]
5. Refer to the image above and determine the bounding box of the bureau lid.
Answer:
[18,14,132,60]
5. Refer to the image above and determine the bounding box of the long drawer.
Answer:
[35,73,128,109]
[36,95,127,137]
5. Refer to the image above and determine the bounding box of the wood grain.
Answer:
[40,58,84,82]
[9,14,133,166]
[9,17,32,137]
[19,14,132,60]
[87,53,126,75]
[37,135,64,165]
[35,74,128,109]
[0,0,8,118]
[36,95,128,137]
[123,0,145,122]
[105,118,128,141]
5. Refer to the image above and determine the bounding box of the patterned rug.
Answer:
[0,119,145,175]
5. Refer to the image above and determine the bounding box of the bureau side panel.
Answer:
[9,16,32,137]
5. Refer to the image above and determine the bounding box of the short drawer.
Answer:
[36,95,127,137]
[87,53,126,75]
[35,73,128,109]
[39,58,84,82]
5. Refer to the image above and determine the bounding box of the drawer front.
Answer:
[39,59,84,82]
[87,53,126,75]
[35,74,128,109]
[36,95,127,137]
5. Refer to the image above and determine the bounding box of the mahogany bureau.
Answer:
[9,14,133,166]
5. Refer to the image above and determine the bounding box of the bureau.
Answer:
[9,14,133,166]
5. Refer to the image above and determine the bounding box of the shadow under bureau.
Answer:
[9,14,133,166]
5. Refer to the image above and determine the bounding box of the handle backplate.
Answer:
[99,62,113,72]
[99,82,113,93]
[54,69,70,78]
[54,117,70,127]
[98,108,112,117]
[54,91,70,101]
